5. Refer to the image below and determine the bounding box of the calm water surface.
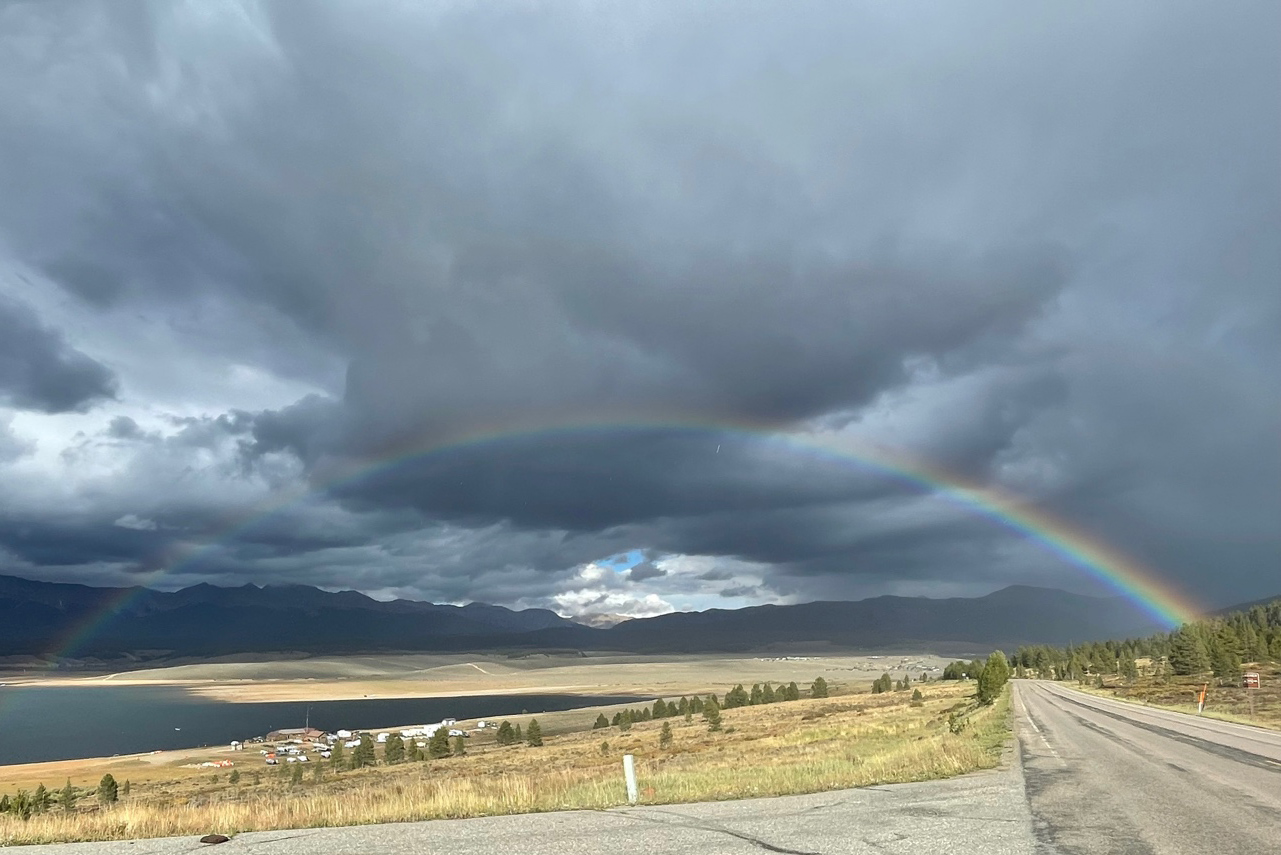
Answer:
[0,687,642,765]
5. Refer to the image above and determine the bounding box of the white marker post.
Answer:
[622,754,638,804]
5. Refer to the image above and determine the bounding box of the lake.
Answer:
[0,687,643,765]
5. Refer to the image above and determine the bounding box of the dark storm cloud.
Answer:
[627,560,667,584]
[0,295,117,412]
[0,1,1276,612]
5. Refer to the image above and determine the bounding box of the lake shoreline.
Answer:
[0,686,645,768]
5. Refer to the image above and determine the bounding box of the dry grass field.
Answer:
[0,680,1008,846]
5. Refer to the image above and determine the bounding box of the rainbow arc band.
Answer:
[46,419,1202,660]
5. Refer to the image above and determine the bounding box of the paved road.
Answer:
[19,682,1281,854]
[1015,680,1281,854]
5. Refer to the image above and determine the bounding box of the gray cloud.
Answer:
[0,295,117,412]
[628,560,667,584]
[0,1,1276,616]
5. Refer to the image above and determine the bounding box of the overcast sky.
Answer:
[0,1,1276,619]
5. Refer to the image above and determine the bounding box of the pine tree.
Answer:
[121,779,130,797]
[749,683,763,705]
[652,699,668,719]
[0,795,10,814]
[690,695,704,714]
[871,673,892,694]
[704,697,722,732]
[514,724,523,742]
[677,696,689,716]
[526,718,543,747]
[786,682,800,701]
[762,682,777,703]
[496,721,516,745]
[351,733,377,768]
[97,774,118,805]
[59,779,75,813]
[330,739,346,768]
[383,733,405,764]
[429,727,451,757]
[810,677,829,698]
[32,783,50,814]
[1169,627,1211,675]
[228,770,241,786]
[594,713,610,729]
[407,739,422,761]
[611,712,622,727]
[290,763,303,785]
[910,688,924,706]
[453,735,467,756]
[659,721,673,749]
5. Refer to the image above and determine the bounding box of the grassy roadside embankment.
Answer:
[1073,664,1281,730]
[0,680,1009,845]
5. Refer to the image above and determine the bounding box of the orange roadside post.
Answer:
[1197,683,1207,714]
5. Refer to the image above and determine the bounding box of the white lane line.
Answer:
[1018,686,1065,765]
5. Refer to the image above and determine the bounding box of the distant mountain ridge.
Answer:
[0,573,1177,660]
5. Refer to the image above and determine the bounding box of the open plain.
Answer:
[2,652,954,702]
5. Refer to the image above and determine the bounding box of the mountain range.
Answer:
[0,573,1192,661]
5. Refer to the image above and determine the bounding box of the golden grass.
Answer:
[0,682,1009,846]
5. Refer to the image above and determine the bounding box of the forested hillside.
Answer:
[1010,599,1281,685]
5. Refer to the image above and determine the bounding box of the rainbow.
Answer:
[46,419,1202,659]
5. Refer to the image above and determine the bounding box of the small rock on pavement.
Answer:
[199,834,230,845]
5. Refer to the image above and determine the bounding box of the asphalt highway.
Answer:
[1015,680,1281,854]
[18,681,1281,854]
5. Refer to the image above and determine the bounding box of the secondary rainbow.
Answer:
[46,419,1202,659]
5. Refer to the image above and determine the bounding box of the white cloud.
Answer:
[113,513,157,531]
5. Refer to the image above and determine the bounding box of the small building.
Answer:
[266,727,327,742]
[230,741,243,750]
[1244,671,1261,688]
[335,729,353,739]
[441,718,457,726]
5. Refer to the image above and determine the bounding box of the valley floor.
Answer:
[0,651,953,702]
[0,670,1005,845]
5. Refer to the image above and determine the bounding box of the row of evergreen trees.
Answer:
[327,718,544,772]
[591,677,832,733]
[888,653,1011,705]
[1,775,123,819]
[870,673,916,693]
[1009,599,1281,685]
[494,718,543,747]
